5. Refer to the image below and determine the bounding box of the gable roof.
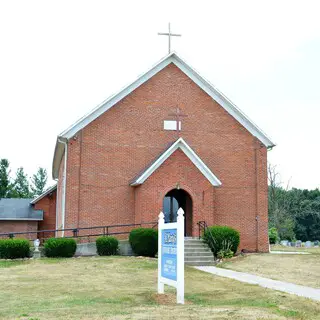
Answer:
[130,137,221,187]
[30,184,57,205]
[52,52,275,179]
[0,198,43,221]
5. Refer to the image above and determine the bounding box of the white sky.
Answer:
[0,1,319,189]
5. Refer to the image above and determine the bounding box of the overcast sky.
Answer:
[0,1,319,190]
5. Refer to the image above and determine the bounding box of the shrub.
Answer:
[217,248,234,259]
[203,226,240,257]
[268,227,279,244]
[129,228,158,257]
[0,238,30,259]
[44,238,77,258]
[96,236,119,256]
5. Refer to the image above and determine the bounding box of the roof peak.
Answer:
[52,52,275,179]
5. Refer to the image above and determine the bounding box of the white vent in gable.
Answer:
[164,120,181,131]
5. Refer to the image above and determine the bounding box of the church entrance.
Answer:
[162,189,193,236]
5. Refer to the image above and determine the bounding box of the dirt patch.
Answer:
[152,293,192,305]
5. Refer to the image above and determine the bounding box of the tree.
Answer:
[0,159,11,198]
[31,167,47,196]
[268,163,296,240]
[10,167,31,198]
[294,197,320,241]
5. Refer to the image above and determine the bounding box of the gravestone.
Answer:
[287,242,291,247]
[291,242,296,247]
[280,240,288,246]
[305,241,312,248]
[296,240,302,247]
[314,240,319,247]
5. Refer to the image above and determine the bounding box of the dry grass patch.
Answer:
[0,256,319,319]
[219,253,320,288]
[271,245,320,255]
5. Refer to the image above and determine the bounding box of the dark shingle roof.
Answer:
[0,199,43,220]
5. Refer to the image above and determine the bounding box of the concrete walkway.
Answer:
[195,266,320,302]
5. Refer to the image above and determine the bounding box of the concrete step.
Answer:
[185,260,216,266]
[185,247,211,252]
[185,255,215,262]
[184,242,208,248]
[184,251,213,257]
[185,246,210,251]
[184,238,214,266]
[184,239,206,244]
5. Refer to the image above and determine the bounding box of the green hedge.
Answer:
[0,238,30,259]
[96,236,119,256]
[44,238,77,258]
[129,228,158,257]
[203,226,240,257]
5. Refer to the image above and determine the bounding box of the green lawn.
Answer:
[0,256,320,320]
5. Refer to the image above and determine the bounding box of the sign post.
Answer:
[158,207,184,304]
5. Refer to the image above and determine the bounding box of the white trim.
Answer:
[131,137,221,187]
[59,54,174,139]
[52,52,275,179]
[30,184,57,204]
[59,139,68,237]
[0,218,43,221]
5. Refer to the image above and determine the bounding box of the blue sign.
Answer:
[161,228,177,281]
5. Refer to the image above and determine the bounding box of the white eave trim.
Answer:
[30,184,57,205]
[57,52,275,147]
[0,218,44,221]
[130,138,222,187]
[53,51,275,179]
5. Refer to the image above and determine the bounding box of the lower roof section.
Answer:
[0,198,43,221]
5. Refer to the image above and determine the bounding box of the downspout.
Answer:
[254,145,259,252]
[254,141,264,252]
[53,177,59,236]
[58,138,68,237]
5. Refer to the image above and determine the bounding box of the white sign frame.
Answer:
[158,208,185,304]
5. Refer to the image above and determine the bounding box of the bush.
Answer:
[217,248,234,259]
[96,236,119,256]
[129,228,158,257]
[44,238,77,258]
[268,227,279,244]
[203,226,240,257]
[0,238,30,259]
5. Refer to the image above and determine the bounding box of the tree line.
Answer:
[0,159,48,198]
[268,164,320,242]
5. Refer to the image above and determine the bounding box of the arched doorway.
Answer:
[162,189,193,236]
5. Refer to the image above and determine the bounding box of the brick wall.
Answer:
[34,189,57,238]
[0,221,38,240]
[57,63,269,252]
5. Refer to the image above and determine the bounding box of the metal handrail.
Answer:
[197,220,207,239]
[197,220,217,255]
[0,221,158,243]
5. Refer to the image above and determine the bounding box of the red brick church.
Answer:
[52,52,274,252]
